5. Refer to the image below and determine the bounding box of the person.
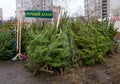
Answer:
[21,53,27,60]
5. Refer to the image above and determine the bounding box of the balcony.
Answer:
[102,0,107,2]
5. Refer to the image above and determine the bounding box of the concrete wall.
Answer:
[114,21,120,32]
[0,8,3,20]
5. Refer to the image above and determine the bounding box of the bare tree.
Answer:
[111,7,120,16]
[53,0,70,14]
[22,0,71,24]
[84,0,101,21]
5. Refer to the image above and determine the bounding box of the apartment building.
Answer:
[0,8,3,20]
[84,0,110,20]
[16,0,53,23]
[16,0,53,10]
[102,0,110,19]
[84,0,120,31]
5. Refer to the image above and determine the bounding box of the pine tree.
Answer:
[0,29,15,60]
[26,24,71,74]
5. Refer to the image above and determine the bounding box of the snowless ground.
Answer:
[0,53,120,84]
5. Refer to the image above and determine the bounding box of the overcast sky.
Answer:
[0,0,84,20]
[0,0,16,20]
[66,0,84,17]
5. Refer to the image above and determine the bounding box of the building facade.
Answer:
[16,0,53,23]
[0,8,3,20]
[84,0,110,20]
[110,0,120,31]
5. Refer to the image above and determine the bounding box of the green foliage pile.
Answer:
[0,24,15,30]
[69,20,118,66]
[23,23,70,74]
[23,18,118,74]
[0,25,16,60]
